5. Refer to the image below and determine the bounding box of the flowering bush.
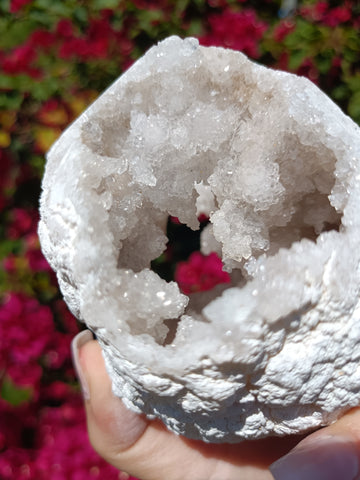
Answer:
[1,0,360,478]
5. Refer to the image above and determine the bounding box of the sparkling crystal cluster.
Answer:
[39,37,360,442]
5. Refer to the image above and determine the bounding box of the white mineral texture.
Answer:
[39,36,360,443]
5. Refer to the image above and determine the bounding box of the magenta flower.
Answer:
[200,9,268,59]
[34,396,129,479]
[273,19,295,42]
[9,0,33,13]
[323,5,351,27]
[0,447,36,479]
[7,208,36,240]
[175,251,231,295]
[0,293,53,390]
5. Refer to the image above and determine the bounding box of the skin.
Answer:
[79,340,360,480]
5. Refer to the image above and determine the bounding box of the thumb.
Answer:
[270,408,360,480]
[71,330,149,458]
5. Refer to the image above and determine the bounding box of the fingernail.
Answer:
[270,435,359,480]
[71,329,94,401]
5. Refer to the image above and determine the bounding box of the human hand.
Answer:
[72,330,360,480]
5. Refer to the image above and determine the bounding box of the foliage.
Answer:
[0,0,359,478]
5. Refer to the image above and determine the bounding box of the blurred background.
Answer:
[0,0,359,478]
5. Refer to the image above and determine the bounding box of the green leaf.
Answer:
[331,84,349,101]
[0,239,23,259]
[348,91,360,124]
[0,0,10,15]
[184,19,204,37]
[29,155,46,177]
[1,376,33,406]
[0,90,24,110]
[346,75,360,93]
[33,0,76,17]
[31,77,61,101]
[288,49,308,70]
[316,53,333,75]
[73,6,88,24]
[91,0,120,9]
[0,17,37,49]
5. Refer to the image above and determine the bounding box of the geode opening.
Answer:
[39,37,360,443]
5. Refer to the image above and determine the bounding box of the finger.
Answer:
[73,332,298,480]
[71,331,149,454]
[270,407,360,480]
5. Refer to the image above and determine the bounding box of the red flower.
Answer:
[300,1,352,26]
[0,447,36,479]
[296,57,319,84]
[57,16,112,60]
[200,9,268,58]
[300,1,328,22]
[0,150,13,212]
[7,208,36,240]
[1,44,41,78]
[26,248,52,273]
[34,397,127,480]
[175,251,230,295]
[53,300,79,335]
[40,381,73,402]
[9,0,33,13]
[323,6,351,27]
[36,99,70,128]
[131,0,169,9]
[43,331,73,369]
[273,20,295,42]
[29,30,56,49]
[0,293,54,389]
[276,51,290,71]
[56,19,74,38]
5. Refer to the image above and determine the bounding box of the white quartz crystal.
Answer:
[39,36,360,442]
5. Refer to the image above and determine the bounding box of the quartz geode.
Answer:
[39,36,360,443]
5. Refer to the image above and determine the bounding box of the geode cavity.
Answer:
[39,37,360,443]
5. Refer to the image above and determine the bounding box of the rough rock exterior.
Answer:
[39,36,360,442]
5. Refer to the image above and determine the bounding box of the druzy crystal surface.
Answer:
[39,37,360,442]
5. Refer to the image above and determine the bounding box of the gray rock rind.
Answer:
[39,36,360,443]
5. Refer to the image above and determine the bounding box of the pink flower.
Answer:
[170,216,181,225]
[175,251,230,295]
[40,381,73,402]
[300,1,328,22]
[53,300,79,335]
[3,255,16,274]
[6,363,43,390]
[55,19,74,38]
[25,248,52,273]
[198,213,209,224]
[43,331,73,369]
[323,6,351,27]
[58,16,111,60]
[9,0,33,13]
[200,9,268,58]
[7,208,36,240]
[1,44,41,78]
[23,231,52,273]
[29,30,56,50]
[0,151,13,212]
[131,0,169,9]
[0,447,36,479]
[299,1,352,26]
[34,397,127,480]
[0,293,53,389]
[273,20,295,42]
[296,57,319,84]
